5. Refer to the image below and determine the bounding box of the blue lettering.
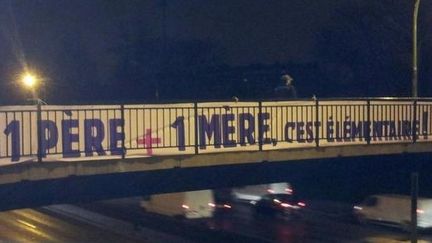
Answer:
[4,121,20,161]
[259,112,271,144]
[222,114,236,147]
[343,117,351,141]
[373,121,383,141]
[306,121,314,143]
[388,121,397,140]
[351,121,363,141]
[41,120,58,157]
[402,120,412,139]
[84,119,106,156]
[171,116,186,151]
[414,120,420,140]
[62,119,80,158]
[109,119,124,155]
[284,122,295,143]
[199,115,221,149]
[296,121,305,143]
[239,113,255,146]
[327,118,334,142]
[382,121,390,140]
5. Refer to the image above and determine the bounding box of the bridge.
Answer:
[0,98,431,210]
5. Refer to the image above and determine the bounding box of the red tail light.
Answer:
[297,202,306,207]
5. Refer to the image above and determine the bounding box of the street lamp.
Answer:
[20,71,46,105]
[20,72,39,98]
[21,73,37,89]
[412,0,421,97]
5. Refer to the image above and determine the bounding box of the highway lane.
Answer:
[78,198,261,243]
[0,207,184,243]
[79,197,432,242]
[3,198,432,242]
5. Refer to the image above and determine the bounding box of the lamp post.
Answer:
[156,0,167,101]
[412,0,421,97]
[20,71,45,162]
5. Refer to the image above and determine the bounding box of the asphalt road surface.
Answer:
[78,197,432,242]
[0,206,189,243]
[2,198,432,242]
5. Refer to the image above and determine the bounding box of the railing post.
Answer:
[121,104,126,159]
[37,102,43,163]
[366,99,371,145]
[258,101,263,151]
[194,102,199,155]
[315,98,320,147]
[413,100,417,143]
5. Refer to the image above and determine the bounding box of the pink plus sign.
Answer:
[136,129,161,156]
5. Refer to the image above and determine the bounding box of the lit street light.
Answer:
[19,71,46,105]
[21,73,37,89]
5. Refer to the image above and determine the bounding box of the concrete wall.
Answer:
[1,142,431,185]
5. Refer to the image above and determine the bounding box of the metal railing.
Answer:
[0,98,430,163]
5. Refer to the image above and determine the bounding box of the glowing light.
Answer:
[223,204,232,209]
[267,189,275,193]
[353,206,363,210]
[297,202,306,207]
[181,204,190,209]
[208,203,216,208]
[17,219,36,229]
[281,203,291,208]
[21,73,37,89]
[417,209,424,214]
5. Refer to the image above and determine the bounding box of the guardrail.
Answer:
[0,98,430,164]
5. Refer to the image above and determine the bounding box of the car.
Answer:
[212,188,234,214]
[353,194,432,229]
[253,193,306,219]
[231,182,293,204]
[141,190,215,219]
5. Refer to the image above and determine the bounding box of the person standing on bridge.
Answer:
[274,73,297,100]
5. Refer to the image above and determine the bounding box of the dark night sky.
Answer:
[164,0,342,65]
[0,0,431,103]
[1,1,342,64]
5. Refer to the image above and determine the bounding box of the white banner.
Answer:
[0,100,429,165]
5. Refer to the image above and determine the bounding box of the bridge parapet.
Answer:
[0,98,430,165]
